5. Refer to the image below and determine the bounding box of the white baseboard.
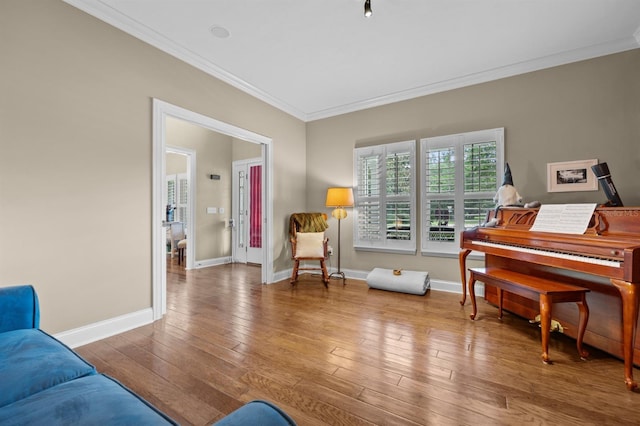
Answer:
[272,268,292,283]
[193,256,232,269]
[54,308,154,348]
[274,266,478,295]
[53,269,477,349]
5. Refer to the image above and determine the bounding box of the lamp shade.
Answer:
[325,187,354,208]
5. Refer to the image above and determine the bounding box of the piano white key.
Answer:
[472,240,622,268]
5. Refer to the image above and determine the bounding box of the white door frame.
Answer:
[231,157,263,264]
[152,98,273,320]
[165,145,196,271]
[231,160,247,264]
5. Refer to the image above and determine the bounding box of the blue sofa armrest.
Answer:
[0,285,40,333]
[213,400,297,425]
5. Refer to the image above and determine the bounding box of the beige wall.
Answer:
[306,49,640,282]
[0,0,306,333]
[232,137,263,161]
[166,153,187,176]
[1,0,638,334]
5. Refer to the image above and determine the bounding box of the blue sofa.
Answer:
[0,285,296,425]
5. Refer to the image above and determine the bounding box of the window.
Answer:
[165,173,189,231]
[420,128,504,254]
[354,140,416,253]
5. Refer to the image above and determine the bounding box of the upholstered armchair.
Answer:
[289,213,329,286]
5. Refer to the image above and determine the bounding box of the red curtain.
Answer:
[249,165,262,248]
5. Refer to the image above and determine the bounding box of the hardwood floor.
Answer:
[76,261,640,425]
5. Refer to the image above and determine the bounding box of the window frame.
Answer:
[420,128,504,255]
[353,140,417,254]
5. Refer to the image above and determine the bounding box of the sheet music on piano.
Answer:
[529,203,597,234]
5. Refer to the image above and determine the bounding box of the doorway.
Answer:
[165,146,195,270]
[232,158,263,265]
[152,99,273,320]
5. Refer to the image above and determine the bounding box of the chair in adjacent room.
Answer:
[169,222,187,265]
[289,213,329,286]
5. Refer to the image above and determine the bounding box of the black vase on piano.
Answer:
[591,162,623,207]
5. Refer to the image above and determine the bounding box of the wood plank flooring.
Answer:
[76,261,640,425]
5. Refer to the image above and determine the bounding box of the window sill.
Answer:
[421,250,485,260]
[354,246,417,255]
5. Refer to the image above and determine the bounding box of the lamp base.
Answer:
[328,271,346,285]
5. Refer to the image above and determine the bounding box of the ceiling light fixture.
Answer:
[364,0,372,18]
[210,25,230,39]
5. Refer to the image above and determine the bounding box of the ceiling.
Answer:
[65,0,640,122]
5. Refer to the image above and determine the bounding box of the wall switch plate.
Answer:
[207,207,217,214]
[219,207,225,214]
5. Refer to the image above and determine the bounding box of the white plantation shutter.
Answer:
[356,151,382,242]
[165,175,177,222]
[177,174,189,231]
[165,173,189,232]
[167,179,177,206]
[421,128,504,254]
[354,140,416,253]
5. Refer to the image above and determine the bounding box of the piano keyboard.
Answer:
[472,240,622,268]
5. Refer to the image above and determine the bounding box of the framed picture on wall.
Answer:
[547,159,598,192]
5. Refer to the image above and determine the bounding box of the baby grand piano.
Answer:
[459,206,640,391]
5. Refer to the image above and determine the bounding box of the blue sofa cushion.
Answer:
[0,374,178,425]
[0,328,96,407]
[214,400,297,425]
[0,285,39,332]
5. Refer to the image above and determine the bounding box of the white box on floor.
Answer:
[366,268,430,295]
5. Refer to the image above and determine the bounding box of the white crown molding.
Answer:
[64,1,640,123]
[306,36,640,121]
[63,0,308,121]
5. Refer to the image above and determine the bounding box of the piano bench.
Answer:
[468,267,590,364]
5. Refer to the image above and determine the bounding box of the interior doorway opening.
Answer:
[152,99,274,320]
[165,146,194,270]
[232,158,263,265]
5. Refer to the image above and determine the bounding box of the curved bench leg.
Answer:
[576,295,590,360]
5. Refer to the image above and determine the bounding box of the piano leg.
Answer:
[610,279,639,391]
[469,273,478,320]
[459,249,471,305]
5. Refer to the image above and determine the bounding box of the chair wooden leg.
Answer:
[290,259,300,284]
[320,259,329,287]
